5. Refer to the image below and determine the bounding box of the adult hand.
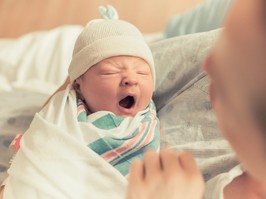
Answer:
[126,149,204,199]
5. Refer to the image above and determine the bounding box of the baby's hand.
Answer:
[126,149,204,199]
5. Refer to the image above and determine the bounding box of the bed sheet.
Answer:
[0,90,48,183]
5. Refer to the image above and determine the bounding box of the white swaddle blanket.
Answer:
[3,85,160,199]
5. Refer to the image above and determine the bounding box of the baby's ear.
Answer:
[73,79,85,100]
[73,79,81,92]
[75,76,82,84]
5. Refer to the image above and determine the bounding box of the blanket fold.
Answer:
[4,85,160,199]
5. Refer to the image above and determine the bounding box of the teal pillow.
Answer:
[164,0,232,38]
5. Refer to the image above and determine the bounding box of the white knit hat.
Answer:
[68,6,155,85]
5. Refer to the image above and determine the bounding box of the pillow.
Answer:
[0,25,83,94]
[151,29,221,145]
[151,30,239,188]
[151,29,220,110]
[164,0,232,38]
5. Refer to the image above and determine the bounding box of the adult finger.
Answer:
[128,159,145,184]
[160,148,182,174]
[178,151,204,191]
[178,151,199,174]
[143,150,161,180]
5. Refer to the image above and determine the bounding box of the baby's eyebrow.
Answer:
[99,61,120,69]
[132,61,150,69]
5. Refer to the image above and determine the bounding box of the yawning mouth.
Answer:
[119,96,135,109]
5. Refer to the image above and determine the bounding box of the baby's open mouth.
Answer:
[119,96,135,109]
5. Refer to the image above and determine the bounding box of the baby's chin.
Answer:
[113,108,139,118]
[90,107,139,117]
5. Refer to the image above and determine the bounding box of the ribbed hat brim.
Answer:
[68,35,155,85]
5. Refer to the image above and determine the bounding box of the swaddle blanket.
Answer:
[3,85,160,199]
[76,96,160,176]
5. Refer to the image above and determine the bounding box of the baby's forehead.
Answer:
[96,56,151,68]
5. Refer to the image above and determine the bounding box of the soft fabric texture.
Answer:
[3,84,159,198]
[76,97,160,176]
[150,29,242,198]
[68,19,155,84]
[0,26,83,94]
[164,0,232,38]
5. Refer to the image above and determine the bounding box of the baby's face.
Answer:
[75,55,153,117]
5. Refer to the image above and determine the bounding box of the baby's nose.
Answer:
[121,74,138,86]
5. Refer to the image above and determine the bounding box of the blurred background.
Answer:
[0,0,204,37]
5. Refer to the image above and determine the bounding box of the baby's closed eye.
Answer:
[100,70,120,75]
[137,71,150,75]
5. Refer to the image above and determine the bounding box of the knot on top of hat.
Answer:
[98,5,119,20]
[68,5,156,87]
